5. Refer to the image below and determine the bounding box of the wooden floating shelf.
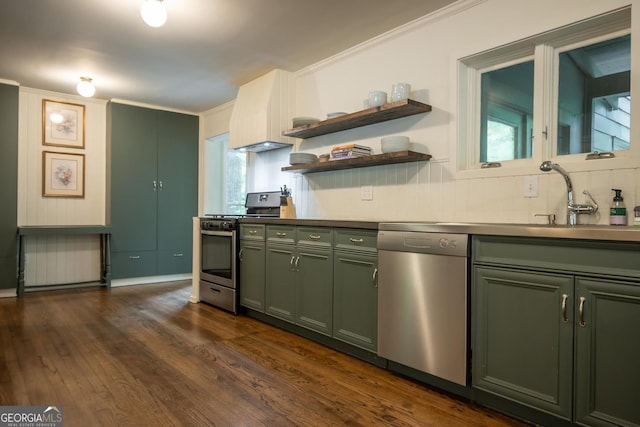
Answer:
[282,99,431,139]
[281,151,432,174]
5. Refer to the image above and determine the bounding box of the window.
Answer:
[204,133,247,214]
[557,35,631,155]
[458,7,631,171]
[480,61,534,162]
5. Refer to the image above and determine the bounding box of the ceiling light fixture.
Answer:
[141,0,167,28]
[76,77,96,97]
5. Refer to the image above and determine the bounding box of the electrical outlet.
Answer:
[524,175,538,198]
[361,185,373,201]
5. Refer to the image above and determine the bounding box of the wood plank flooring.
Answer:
[0,281,528,426]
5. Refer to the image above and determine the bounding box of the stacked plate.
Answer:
[292,117,320,127]
[289,152,318,165]
[381,136,410,153]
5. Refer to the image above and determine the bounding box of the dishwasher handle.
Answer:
[377,230,469,257]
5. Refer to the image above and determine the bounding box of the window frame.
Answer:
[455,6,634,178]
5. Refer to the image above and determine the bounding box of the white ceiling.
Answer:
[0,0,456,113]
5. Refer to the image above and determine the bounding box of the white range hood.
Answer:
[229,69,294,152]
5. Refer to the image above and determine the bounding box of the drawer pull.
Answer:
[349,238,364,243]
[578,296,586,327]
[128,256,141,260]
[372,268,378,288]
[173,253,184,257]
[309,234,321,240]
[249,230,257,235]
[276,232,287,237]
[210,288,221,293]
[561,294,569,323]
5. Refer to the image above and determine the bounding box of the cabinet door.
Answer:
[296,246,333,336]
[575,278,640,426]
[156,110,198,274]
[0,84,18,289]
[110,104,158,278]
[333,250,378,351]
[473,266,574,419]
[265,243,296,322]
[239,241,266,312]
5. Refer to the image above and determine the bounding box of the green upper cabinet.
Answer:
[109,103,198,279]
[0,84,18,290]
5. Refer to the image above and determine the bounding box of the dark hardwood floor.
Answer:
[0,281,528,426]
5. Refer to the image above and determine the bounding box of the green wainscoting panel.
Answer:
[0,84,18,290]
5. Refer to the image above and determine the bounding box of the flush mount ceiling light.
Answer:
[141,0,167,28]
[76,77,95,97]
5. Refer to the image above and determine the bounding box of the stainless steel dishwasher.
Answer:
[377,225,469,386]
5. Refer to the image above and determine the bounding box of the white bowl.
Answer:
[368,91,387,107]
[327,112,347,119]
[381,136,410,153]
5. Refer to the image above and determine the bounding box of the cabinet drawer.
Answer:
[157,249,191,275]
[240,224,265,240]
[266,225,295,244]
[297,227,333,247]
[334,229,377,252]
[111,251,157,279]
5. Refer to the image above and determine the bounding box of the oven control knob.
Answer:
[220,222,232,231]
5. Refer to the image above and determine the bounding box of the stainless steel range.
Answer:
[199,216,240,313]
[198,190,283,313]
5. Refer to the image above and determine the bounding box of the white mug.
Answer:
[391,83,411,101]
[368,91,387,107]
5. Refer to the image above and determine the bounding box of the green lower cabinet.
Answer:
[295,246,333,336]
[575,277,640,427]
[265,243,296,322]
[239,241,266,312]
[474,265,640,426]
[333,250,378,352]
[473,266,574,420]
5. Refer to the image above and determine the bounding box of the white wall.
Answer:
[18,87,107,285]
[238,0,639,224]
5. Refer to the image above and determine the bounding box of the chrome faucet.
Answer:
[539,161,598,225]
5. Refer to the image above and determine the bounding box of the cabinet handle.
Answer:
[129,256,141,260]
[276,232,287,237]
[561,293,569,323]
[309,234,321,240]
[152,180,157,191]
[372,268,378,288]
[290,255,296,270]
[578,296,586,327]
[173,253,183,257]
[294,256,300,270]
[239,248,244,262]
[349,238,364,243]
[249,230,257,235]
[159,180,163,190]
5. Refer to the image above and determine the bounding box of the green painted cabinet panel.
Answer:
[156,110,198,254]
[333,250,378,352]
[239,240,266,312]
[575,277,640,426]
[0,84,19,289]
[265,243,296,322]
[109,103,197,279]
[473,266,574,419]
[296,246,333,336]
[110,103,158,255]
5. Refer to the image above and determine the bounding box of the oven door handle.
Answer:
[201,230,234,237]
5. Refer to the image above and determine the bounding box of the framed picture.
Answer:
[42,151,85,198]
[42,99,85,148]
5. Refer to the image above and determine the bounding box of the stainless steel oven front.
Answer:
[199,221,238,314]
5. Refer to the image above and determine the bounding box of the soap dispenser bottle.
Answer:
[609,189,627,225]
